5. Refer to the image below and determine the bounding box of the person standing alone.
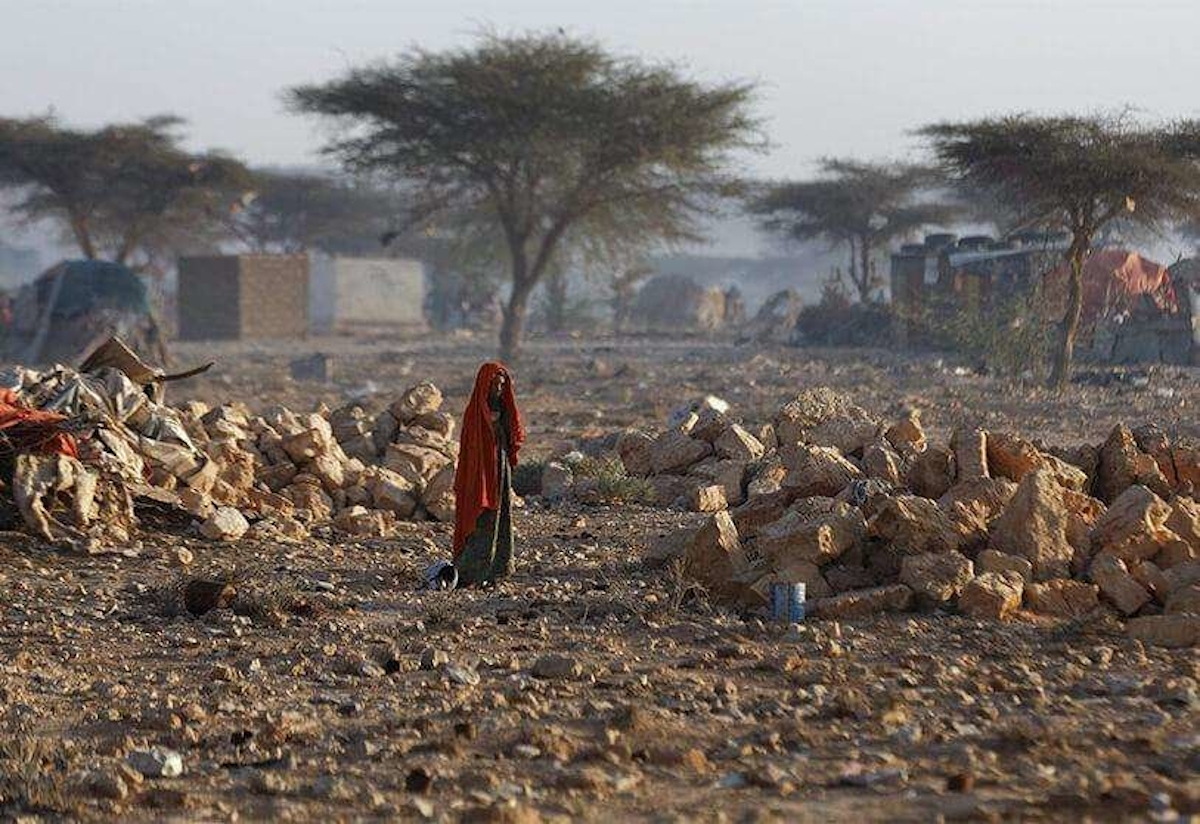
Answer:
[452,361,524,587]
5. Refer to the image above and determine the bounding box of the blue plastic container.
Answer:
[770,582,806,622]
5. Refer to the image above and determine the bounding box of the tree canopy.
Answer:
[749,158,956,302]
[288,31,761,359]
[0,115,250,268]
[921,112,1200,387]
[232,169,400,255]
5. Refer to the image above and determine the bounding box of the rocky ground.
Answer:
[2,334,1198,822]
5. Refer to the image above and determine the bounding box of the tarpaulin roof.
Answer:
[1044,249,1178,325]
[35,260,150,320]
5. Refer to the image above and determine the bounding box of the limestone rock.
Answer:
[730,490,796,540]
[333,506,395,537]
[1165,496,1200,552]
[780,444,861,497]
[1089,485,1176,562]
[975,549,1033,581]
[758,509,866,568]
[938,477,1017,522]
[680,512,753,605]
[384,443,450,485]
[1023,578,1099,618]
[951,428,989,481]
[862,441,903,485]
[773,388,866,447]
[714,424,765,463]
[540,462,573,500]
[899,552,974,604]
[199,506,249,541]
[689,484,728,513]
[1166,582,1200,615]
[689,459,748,507]
[868,495,963,554]
[389,381,443,423]
[958,571,1024,621]
[1171,444,1200,489]
[649,430,712,475]
[885,413,926,454]
[988,468,1074,580]
[807,584,913,619]
[368,468,419,518]
[1089,553,1152,615]
[421,464,456,522]
[907,445,955,499]
[1096,423,1171,503]
[617,431,655,478]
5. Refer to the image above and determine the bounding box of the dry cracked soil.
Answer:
[1,333,1198,822]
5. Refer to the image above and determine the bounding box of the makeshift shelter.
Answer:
[177,254,308,340]
[309,256,425,333]
[4,260,165,367]
[1043,249,1178,327]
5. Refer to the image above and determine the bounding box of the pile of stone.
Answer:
[541,395,771,511]
[170,380,457,541]
[655,388,1200,647]
[6,362,457,546]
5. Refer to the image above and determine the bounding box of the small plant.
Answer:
[572,456,653,504]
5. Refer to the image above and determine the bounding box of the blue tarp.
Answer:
[36,260,150,319]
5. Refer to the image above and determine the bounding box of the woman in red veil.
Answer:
[452,361,524,587]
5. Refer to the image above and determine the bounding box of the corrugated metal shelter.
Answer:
[177,255,308,340]
[309,256,425,332]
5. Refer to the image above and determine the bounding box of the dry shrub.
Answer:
[903,292,1055,378]
[572,456,652,504]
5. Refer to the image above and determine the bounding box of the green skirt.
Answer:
[456,453,514,587]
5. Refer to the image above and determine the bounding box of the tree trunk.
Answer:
[846,238,857,294]
[500,279,533,363]
[70,215,97,260]
[858,237,873,303]
[1049,247,1086,391]
[545,268,568,333]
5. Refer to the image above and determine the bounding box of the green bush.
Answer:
[906,291,1055,378]
[572,456,653,504]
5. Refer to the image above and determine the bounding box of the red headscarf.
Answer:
[452,361,524,557]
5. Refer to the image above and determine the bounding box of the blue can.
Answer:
[770,582,806,622]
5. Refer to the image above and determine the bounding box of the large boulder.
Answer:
[987,468,1074,580]
[900,552,974,605]
[1089,485,1177,562]
[780,444,861,497]
[868,495,963,555]
[958,571,1024,621]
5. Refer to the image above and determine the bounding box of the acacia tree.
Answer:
[921,113,1200,389]
[0,115,250,268]
[749,159,956,302]
[233,169,399,254]
[288,32,760,360]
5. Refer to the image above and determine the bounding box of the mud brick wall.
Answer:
[177,256,241,340]
[177,255,308,340]
[237,255,309,339]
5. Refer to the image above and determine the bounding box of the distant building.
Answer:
[309,255,425,333]
[177,254,308,340]
[890,234,1195,364]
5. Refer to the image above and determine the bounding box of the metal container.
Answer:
[770,582,806,622]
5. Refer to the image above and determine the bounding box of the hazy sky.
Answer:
[4,0,1200,181]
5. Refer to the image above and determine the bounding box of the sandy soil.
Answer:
[1,334,1197,822]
